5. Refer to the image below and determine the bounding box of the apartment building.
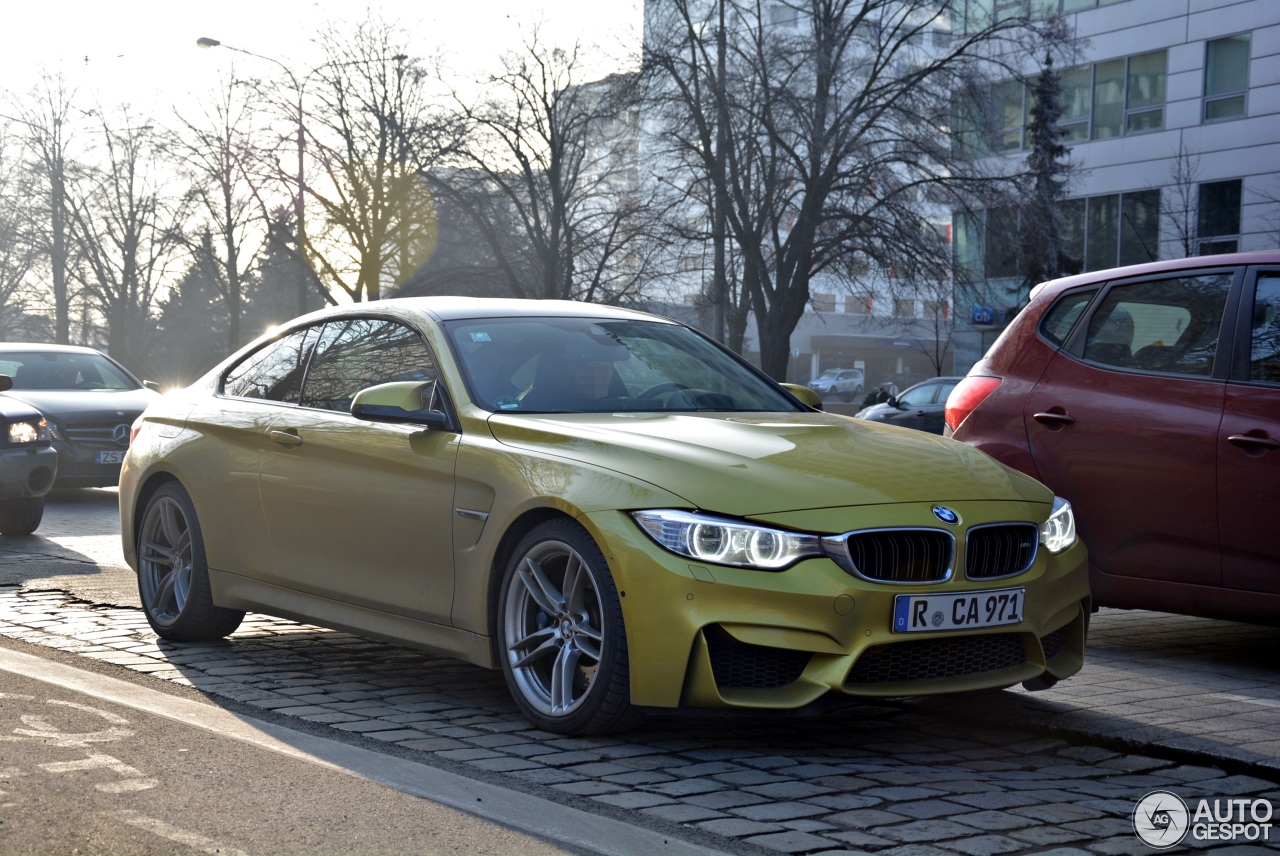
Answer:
[952,0,1280,369]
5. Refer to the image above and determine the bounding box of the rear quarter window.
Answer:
[1039,290,1096,346]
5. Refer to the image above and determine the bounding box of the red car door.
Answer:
[1023,270,1234,590]
[1219,269,1280,594]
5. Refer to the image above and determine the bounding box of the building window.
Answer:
[923,299,951,320]
[893,298,916,318]
[846,295,872,314]
[1197,179,1242,255]
[968,50,1167,154]
[1061,190,1160,273]
[1124,51,1166,134]
[1204,34,1250,122]
[812,293,836,313]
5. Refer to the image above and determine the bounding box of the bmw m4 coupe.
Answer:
[120,298,1089,734]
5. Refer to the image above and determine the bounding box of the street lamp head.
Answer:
[196,37,221,49]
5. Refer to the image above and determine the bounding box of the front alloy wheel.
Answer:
[137,482,244,641]
[499,520,638,734]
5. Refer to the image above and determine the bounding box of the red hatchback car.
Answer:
[946,252,1280,624]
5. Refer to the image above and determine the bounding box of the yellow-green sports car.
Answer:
[120,298,1089,734]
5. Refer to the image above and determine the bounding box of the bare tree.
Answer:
[1161,140,1200,258]
[645,0,1034,379]
[444,30,657,302]
[5,73,78,344]
[65,110,189,371]
[298,16,460,303]
[0,125,40,337]
[172,77,265,353]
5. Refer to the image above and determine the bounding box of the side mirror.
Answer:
[0,374,11,393]
[351,381,451,430]
[143,380,163,393]
[780,383,823,411]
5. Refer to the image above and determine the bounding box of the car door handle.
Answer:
[1227,433,1280,452]
[1033,411,1076,427]
[268,429,303,448]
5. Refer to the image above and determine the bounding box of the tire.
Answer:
[497,519,640,735]
[0,498,43,536]
[136,482,244,641]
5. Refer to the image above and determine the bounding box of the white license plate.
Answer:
[96,450,125,464]
[892,587,1025,633]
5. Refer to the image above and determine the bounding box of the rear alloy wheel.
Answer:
[498,519,640,734]
[0,498,44,536]
[137,482,244,641]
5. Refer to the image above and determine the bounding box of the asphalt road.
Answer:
[0,648,576,856]
[3,488,1279,855]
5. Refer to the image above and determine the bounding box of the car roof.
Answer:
[1030,251,1280,301]
[0,343,108,356]
[287,297,671,326]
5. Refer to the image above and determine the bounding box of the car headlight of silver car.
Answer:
[631,509,823,570]
[7,419,50,446]
[1039,497,1077,554]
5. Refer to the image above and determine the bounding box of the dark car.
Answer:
[0,344,159,488]
[0,374,57,535]
[945,252,1280,624]
[855,376,960,434]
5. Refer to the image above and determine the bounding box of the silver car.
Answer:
[806,368,864,401]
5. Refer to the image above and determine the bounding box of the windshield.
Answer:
[445,316,802,414]
[0,351,140,391]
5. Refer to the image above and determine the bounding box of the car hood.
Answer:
[2,389,160,422]
[854,403,896,420]
[487,411,1049,518]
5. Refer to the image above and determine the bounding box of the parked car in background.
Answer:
[0,344,160,488]
[855,377,961,434]
[0,375,57,535]
[946,252,1280,624]
[120,297,1089,735]
[807,367,864,400]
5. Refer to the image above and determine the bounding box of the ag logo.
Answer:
[1133,790,1189,848]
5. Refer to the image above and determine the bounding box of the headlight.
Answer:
[1039,497,1077,554]
[631,509,823,570]
[7,419,49,445]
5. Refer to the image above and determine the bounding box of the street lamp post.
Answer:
[196,37,310,316]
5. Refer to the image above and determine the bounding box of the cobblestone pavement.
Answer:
[2,586,1278,856]
[4,490,1280,854]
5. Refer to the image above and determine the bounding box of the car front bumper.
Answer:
[0,446,58,500]
[582,502,1090,711]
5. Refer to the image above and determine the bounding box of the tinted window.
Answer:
[0,351,138,391]
[1251,274,1280,384]
[301,318,437,413]
[222,328,317,402]
[1040,290,1096,346]
[445,316,799,414]
[1082,273,1232,376]
[897,383,940,407]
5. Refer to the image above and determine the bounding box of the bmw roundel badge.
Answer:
[932,506,960,525]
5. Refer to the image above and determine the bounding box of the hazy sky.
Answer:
[2,1,642,115]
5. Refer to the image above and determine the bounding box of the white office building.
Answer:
[952,0,1280,369]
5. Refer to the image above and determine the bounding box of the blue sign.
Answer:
[971,305,996,325]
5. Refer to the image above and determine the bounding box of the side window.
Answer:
[221,327,317,402]
[1082,273,1233,376]
[301,318,437,413]
[1040,290,1096,346]
[897,383,938,407]
[1250,275,1280,384]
